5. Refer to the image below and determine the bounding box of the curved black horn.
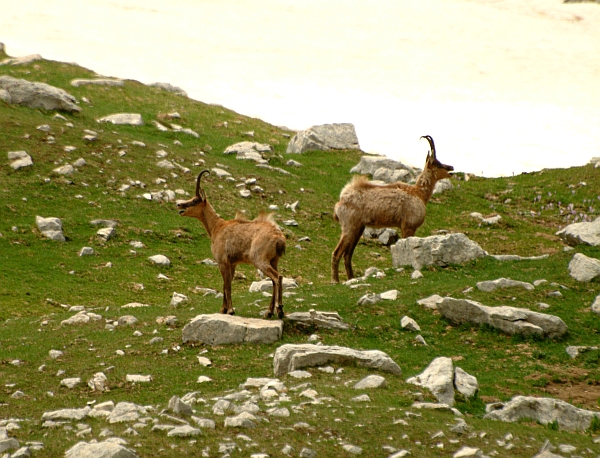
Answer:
[420,135,436,159]
[196,169,210,197]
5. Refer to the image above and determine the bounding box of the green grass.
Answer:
[1,52,599,457]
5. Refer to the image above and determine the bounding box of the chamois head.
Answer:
[177,170,210,218]
[421,135,454,180]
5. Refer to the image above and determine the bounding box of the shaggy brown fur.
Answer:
[177,171,286,318]
[332,135,453,283]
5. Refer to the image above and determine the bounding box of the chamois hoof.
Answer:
[277,308,285,320]
[228,309,235,316]
[263,311,273,319]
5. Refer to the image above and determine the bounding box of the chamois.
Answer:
[177,170,287,318]
[331,135,454,283]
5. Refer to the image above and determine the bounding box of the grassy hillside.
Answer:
[1,49,599,457]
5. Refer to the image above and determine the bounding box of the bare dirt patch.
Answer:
[541,381,600,410]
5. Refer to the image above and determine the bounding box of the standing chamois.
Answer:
[331,135,454,283]
[177,170,287,318]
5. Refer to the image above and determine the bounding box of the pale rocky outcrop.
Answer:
[490,254,549,261]
[97,113,144,126]
[65,440,138,458]
[391,233,486,270]
[354,375,386,389]
[8,151,33,170]
[470,212,501,225]
[224,141,271,163]
[406,357,478,406]
[556,216,600,247]
[400,316,420,331]
[433,178,453,194]
[592,294,600,315]
[349,155,415,180]
[286,310,351,330]
[149,82,188,96]
[273,344,401,376]
[476,277,534,292]
[148,255,170,266]
[406,357,455,405]
[484,396,600,431]
[0,75,81,112]
[286,123,360,154]
[568,253,600,282]
[0,54,42,66]
[182,314,283,345]
[416,294,444,310]
[437,297,568,339]
[71,78,125,87]
[363,227,398,246]
[61,311,103,326]
[249,277,298,292]
[36,216,65,241]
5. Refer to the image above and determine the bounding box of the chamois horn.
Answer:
[196,170,210,199]
[420,135,436,159]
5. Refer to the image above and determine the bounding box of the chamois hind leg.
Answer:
[219,264,235,315]
[401,223,417,238]
[342,226,365,281]
[258,263,281,319]
[332,231,354,283]
[271,258,284,319]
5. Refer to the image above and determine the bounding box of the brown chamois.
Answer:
[177,170,287,318]
[331,135,454,283]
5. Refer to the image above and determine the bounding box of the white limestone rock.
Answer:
[400,316,420,332]
[249,277,298,292]
[148,255,170,266]
[41,407,91,421]
[65,440,138,458]
[454,367,478,399]
[170,292,188,307]
[350,155,415,178]
[484,396,600,431]
[97,113,143,126]
[8,151,33,170]
[286,310,350,330]
[437,297,568,339]
[224,141,271,164]
[417,294,444,310]
[182,314,283,345]
[406,357,455,405]
[391,233,486,270]
[35,215,65,241]
[476,277,534,292]
[71,78,124,87]
[568,253,600,282]
[353,375,386,389]
[0,75,81,112]
[286,123,360,154]
[273,344,401,376]
[556,216,600,247]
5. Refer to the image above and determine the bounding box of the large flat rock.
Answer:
[437,298,567,339]
[182,314,283,345]
[484,396,600,431]
[273,344,401,376]
[0,75,81,112]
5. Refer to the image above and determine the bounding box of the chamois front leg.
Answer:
[219,264,235,315]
